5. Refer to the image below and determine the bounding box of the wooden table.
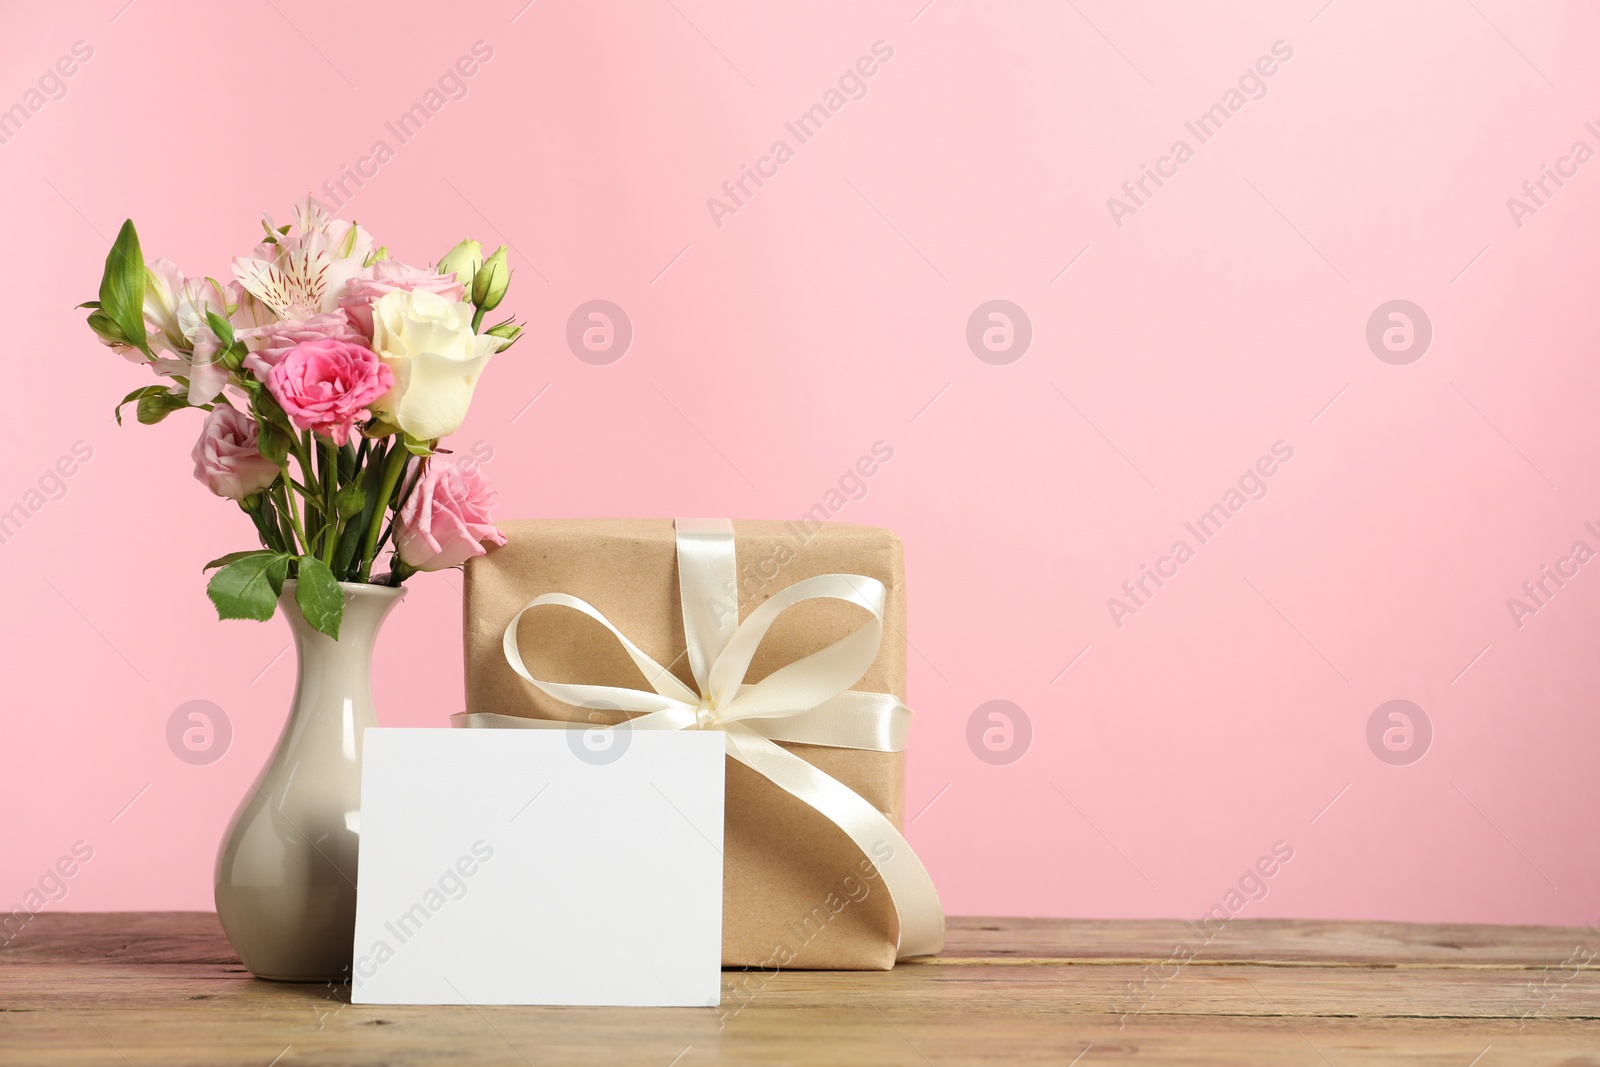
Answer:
[3,913,1597,1065]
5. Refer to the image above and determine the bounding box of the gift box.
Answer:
[457,518,944,969]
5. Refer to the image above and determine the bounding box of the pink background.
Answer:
[4,0,1598,928]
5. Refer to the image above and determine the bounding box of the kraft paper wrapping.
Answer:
[463,518,911,969]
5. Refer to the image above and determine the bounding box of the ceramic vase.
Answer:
[214,580,404,982]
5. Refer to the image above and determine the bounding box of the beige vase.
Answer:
[214,580,405,982]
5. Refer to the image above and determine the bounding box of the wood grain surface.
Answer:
[2,913,1598,1065]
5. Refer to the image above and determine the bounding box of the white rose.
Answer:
[369,288,504,440]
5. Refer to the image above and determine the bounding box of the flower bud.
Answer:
[486,319,523,348]
[472,245,509,312]
[437,238,483,290]
[86,308,128,348]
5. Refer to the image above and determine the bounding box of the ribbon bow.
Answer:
[454,518,945,959]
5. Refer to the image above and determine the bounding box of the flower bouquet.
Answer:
[83,196,523,638]
[83,196,529,980]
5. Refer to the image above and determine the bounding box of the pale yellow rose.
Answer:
[369,288,504,440]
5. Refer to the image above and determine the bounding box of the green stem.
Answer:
[372,456,422,562]
[271,484,298,553]
[387,558,418,587]
[285,431,319,547]
[287,477,320,502]
[471,306,486,332]
[321,438,339,566]
[358,444,410,581]
[274,481,308,555]
[288,433,316,486]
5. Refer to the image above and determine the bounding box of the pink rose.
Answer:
[266,339,393,446]
[191,406,280,501]
[239,309,368,380]
[394,457,507,571]
[338,260,466,336]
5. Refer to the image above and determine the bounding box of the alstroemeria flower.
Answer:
[142,277,230,405]
[231,197,372,321]
[142,258,188,357]
[226,279,278,333]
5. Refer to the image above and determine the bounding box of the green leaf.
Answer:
[135,390,189,425]
[77,300,101,309]
[332,516,369,581]
[257,418,292,467]
[99,220,149,358]
[339,441,359,482]
[402,434,435,457]
[204,549,269,571]
[294,556,344,639]
[244,493,285,553]
[255,392,297,432]
[206,552,291,622]
[334,456,386,580]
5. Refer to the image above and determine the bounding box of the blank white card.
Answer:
[352,727,725,1006]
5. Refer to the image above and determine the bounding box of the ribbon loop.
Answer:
[465,519,945,960]
[673,518,740,694]
[502,592,700,709]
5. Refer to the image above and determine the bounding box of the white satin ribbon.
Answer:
[452,517,945,959]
